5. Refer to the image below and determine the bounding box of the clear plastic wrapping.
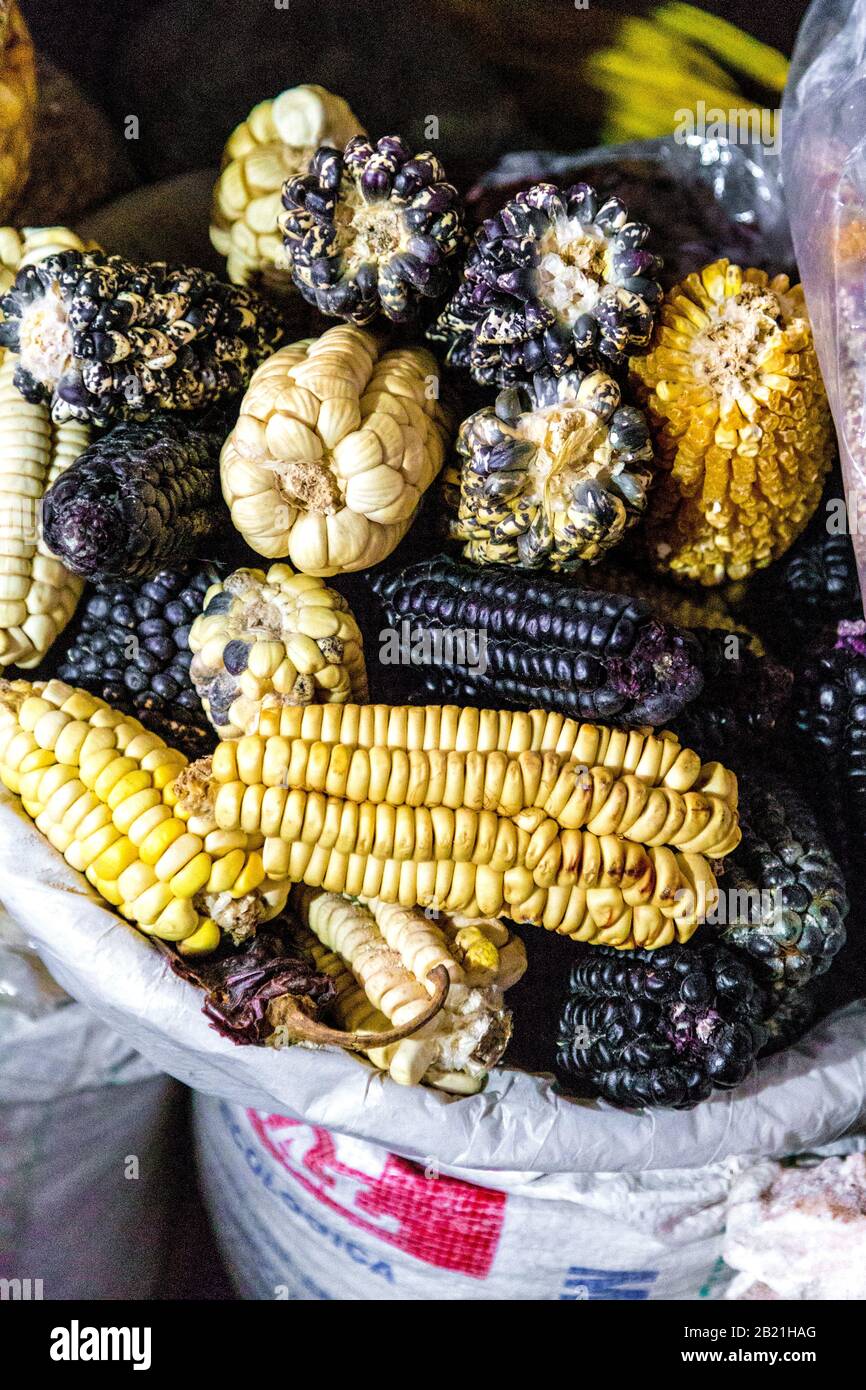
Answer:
[0,902,67,1023]
[467,134,792,287]
[783,0,866,609]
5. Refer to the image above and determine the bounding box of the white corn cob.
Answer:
[294,889,526,1090]
[221,326,452,574]
[210,84,365,293]
[0,226,95,668]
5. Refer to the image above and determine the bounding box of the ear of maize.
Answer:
[0,683,741,954]
[188,563,368,737]
[631,260,834,585]
[220,327,452,575]
[371,553,704,727]
[292,889,526,1090]
[0,677,290,954]
[176,702,740,950]
[210,84,365,294]
[0,227,95,668]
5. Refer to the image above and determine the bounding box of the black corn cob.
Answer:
[42,414,228,582]
[670,627,792,759]
[0,250,283,425]
[369,553,703,726]
[761,986,819,1057]
[716,773,848,994]
[741,502,862,659]
[52,564,219,759]
[555,941,768,1110]
[793,620,866,836]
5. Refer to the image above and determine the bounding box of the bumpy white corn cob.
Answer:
[221,326,452,574]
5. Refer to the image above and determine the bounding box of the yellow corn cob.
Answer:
[0,3,36,221]
[631,260,835,586]
[242,699,707,786]
[0,677,290,953]
[173,704,739,950]
[210,84,365,294]
[585,3,787,145]
[293,890,525,1089]
[0,226,98,668]
[0,683,741,952]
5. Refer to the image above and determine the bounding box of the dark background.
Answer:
[19,0,810,191]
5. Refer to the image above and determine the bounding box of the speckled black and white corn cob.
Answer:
[446,369,654,570]
[430,181,662,384]
[280,134,465,324]
[0,250,284,424]
[717,772,848,993]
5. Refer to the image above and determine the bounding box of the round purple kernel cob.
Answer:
[41,413,228,583]
[280,134,466,324]
[53,565,219,759]
[429,180,662,385]
[0,249,283,425]
[555,942,768,1110]
[669,627,793,760]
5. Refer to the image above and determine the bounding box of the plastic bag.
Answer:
[0,983,182,1299]
[3,788,866,1178]
[193,1099,745,1301]
[0,901,68,1019]
[467,135,792,288]
[783,0,866,610]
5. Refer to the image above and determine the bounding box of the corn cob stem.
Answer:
[266,961,450,1050]
[294,890,519,1087]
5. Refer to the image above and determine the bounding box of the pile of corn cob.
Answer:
[0,71,855,1110]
